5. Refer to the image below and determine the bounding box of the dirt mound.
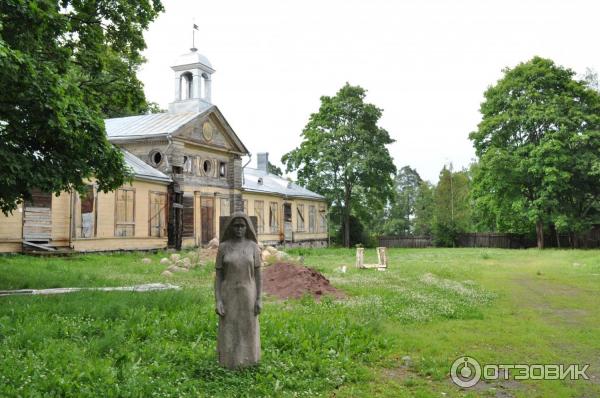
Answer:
[262,263,345,300]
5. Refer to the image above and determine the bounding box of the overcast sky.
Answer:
[138,0,600,183]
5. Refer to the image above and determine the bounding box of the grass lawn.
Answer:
[0,248,599,397]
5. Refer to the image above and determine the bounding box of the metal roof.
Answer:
[173,49,214,72]
[243,167,325,200]
[122,149,171,184]
[105,112,200,139]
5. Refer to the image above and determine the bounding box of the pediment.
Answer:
[173,107,248,155]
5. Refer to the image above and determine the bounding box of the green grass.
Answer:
[0,248,599,397]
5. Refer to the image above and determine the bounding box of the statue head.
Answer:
[220,212,258,243]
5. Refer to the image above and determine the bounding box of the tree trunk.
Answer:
[344,209,350,248]
[343,185,352,248]
[535,220,544,249]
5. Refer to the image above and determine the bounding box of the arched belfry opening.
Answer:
[180,72,194,100]
[169,48,215,113]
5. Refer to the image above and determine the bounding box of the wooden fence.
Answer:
[379,227,600,249]
[456,233,534,249]
[378,236,433,248]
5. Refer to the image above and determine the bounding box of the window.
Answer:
[296,204,305,232]
[220,198,230,218]
[149,192,168,237]
[219,161,227,178]
[243,200,248,215]
[203,159,212,176]
[254,201,264,233]
[269,202,279,234]
[149,150,163,166]
[79,185,96,238]
[284,203,292,223]
[309,205,316,233]
[115,188,135,236]
[319,204,327,233]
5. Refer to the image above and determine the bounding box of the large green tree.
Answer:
[413,180,435,236]
[384,166,422,235]
[0,0,163,214]
[282,83,396,247]
[432,165,472,246]
[470,57,600,248]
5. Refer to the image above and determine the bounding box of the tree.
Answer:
[0,0,164,214]
[267,161,283,176]
[282,83,396,247]
[385,166,422,235]
[413,180,435,236]
[432,165,471,246]
[469,57,600,248]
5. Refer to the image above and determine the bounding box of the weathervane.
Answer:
[191,19,198,51]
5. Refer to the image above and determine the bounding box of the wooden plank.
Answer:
[22,241,56,251]
[23,223,52,228]
[24,207,51,213]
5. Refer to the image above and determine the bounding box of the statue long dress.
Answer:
[215,232,261,368]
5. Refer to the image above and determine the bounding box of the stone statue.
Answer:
[214,212,262,369]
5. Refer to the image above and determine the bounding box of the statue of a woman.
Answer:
[214,212,262,369]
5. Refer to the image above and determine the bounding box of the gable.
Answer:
[173,107,248,155]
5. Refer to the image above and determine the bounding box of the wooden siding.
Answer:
[0,206,23,241]
[73,237,166,252]
[242,193,327,243]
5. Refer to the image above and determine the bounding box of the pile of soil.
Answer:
[262,263,345,300]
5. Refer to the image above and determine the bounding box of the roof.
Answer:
[172,49,213,71]
[105,112,199,140]
[122,149,171,184]
[105,106,249,155]
[243,167,325,200]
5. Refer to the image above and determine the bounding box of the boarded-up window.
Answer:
[243,200,248,215]
[80,185,96,238]
[269,202,279,234]
[25,188,52,208]
[220,198,230,218]
[254,201,264,233]
[319,204,327,233]
[182,194,194,238]
[115,188,135,236]
[297,204,305,232]
[309,205,316,233]
[149,192,168,237]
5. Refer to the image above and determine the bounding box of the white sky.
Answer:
[138,0,600,183]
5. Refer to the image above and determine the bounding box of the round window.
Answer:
[203,159,212,175]
[150,150,163,166]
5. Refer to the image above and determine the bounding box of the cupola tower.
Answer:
[168,48,215,113]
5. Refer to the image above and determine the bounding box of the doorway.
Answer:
[201,197,215,244]
[283,202,292,241]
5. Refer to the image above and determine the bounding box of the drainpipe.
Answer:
[241,153,252,186]
[68,189,73,249]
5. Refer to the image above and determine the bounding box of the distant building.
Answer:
[0,48,327,253]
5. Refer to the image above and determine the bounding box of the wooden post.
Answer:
[377,247,388,268]
[355,247,364,268]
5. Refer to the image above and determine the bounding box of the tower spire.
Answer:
[191,21,198,51]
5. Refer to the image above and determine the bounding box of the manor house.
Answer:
[0,48,327,253]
